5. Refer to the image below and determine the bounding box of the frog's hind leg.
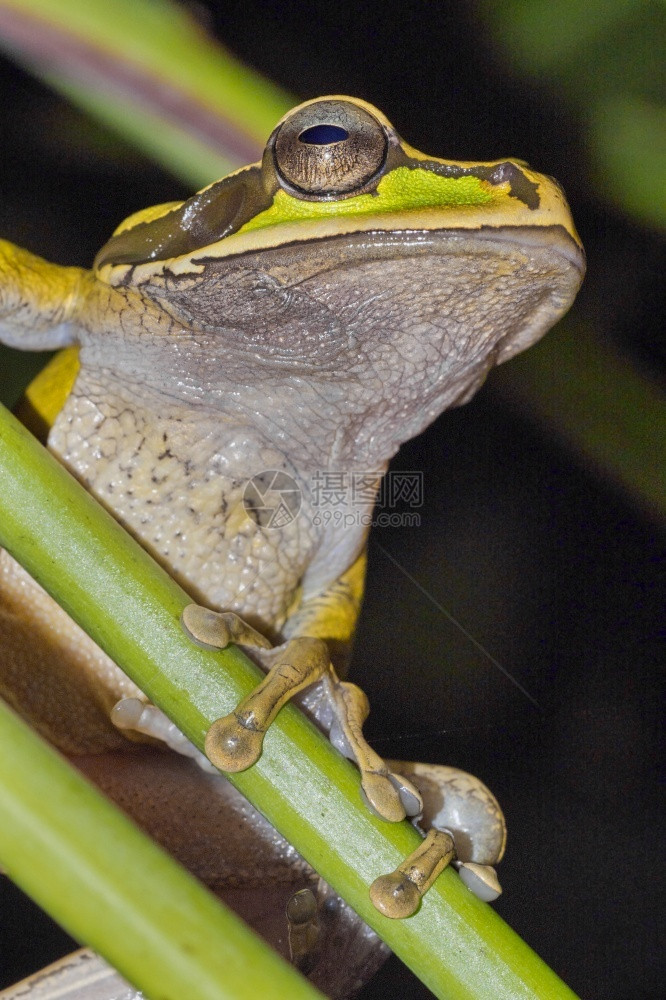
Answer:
[0,549,140,756]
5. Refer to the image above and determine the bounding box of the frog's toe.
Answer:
[181,605,231,649]
[361,772,407,822]
[361,769,424,822]
[370,829,455,918]
[286,888,320,973]
[111,696,145,731]
[111,698,217,773]
[369,871,422,919]
[455,862,502,902]
[181,604,272,651]
[204,713,265,772]
[361,770,420,823]
[387,771,423,817]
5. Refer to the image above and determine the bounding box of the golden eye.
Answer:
[272,99,388,198]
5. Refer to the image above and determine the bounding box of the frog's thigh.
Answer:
[0,549,143,754]
[370,761,506,917]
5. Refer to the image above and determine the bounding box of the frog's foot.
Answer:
[369,762,506,917]
[327,680,423,823]
[182,603,421,822]
[370,834,502,918]
[184,602,320,771]
[204,635,330,773]
[183,605,335,773]
[110,698,218,774]
[370,829,455,918]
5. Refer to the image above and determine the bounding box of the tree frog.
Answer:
[0,97,584,995]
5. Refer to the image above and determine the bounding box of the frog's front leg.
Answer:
[0,239,85,350]
[187,605,330,773]
[181,603,422,823]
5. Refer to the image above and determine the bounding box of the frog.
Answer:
[0,96,584,996]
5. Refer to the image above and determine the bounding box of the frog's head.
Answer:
[92,97,585,461]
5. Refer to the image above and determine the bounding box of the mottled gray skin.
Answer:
[51,229,582,633]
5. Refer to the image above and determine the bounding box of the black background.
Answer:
[0,2,663,998]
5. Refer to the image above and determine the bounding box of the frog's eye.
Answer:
[271,99,388,198]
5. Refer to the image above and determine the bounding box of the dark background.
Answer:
[0,2,663,998]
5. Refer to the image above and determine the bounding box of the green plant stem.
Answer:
[0,696,323,1000]
[0,403,581,1000]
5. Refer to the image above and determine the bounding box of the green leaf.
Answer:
[588,97,666,230]
[492,319,666,522]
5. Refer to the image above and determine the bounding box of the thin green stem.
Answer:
[0,0,292,185]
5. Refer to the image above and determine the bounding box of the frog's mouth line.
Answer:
[103,223,585,296]
[469,223,586,273]
[191,222,586,272]
[94,153,543,274]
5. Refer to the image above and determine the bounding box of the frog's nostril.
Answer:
[299,124,349,146]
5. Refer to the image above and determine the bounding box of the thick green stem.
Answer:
[0,697,323,1000]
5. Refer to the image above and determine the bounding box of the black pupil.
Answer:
[299,124,349,145]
